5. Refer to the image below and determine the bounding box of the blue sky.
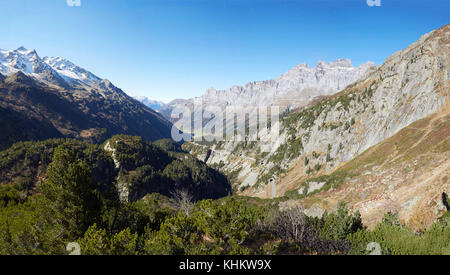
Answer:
[0,0,449,102]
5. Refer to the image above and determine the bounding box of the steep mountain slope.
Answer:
[159,59,374,124]
[184,23,449,223]
[0,47,69,87]
[281,103,449,230]
[0,48,173,149]
[42,56,102,86]
[0,47,102,87]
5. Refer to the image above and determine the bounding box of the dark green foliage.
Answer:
[77,224,139,255]
[0,197,66,255]
[106,135,231,201]
[0,135,231,203]
[348,211,450,255]
[144,198,263,255]
[126,165,165,201]
[0,136,448,255]
[0,139,65,190]
[38,146,104,239]
[268,136,304,166]
[442,192,450,211]
[152,138,184,153]
[1,182,448,255]
[0,135,230,255]
[381,212,401,226]
[162,157,231,200]
[0,138,117,196]
[317,202,364,241]
[344,121,351,130]
[260,207,352,255]
[287,138,303,159]
[312,151,319,159]
[105,135,172,171]
[314,163,322,171]
[0,185,23,207]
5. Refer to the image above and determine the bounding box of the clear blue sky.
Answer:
[0,0,449,102]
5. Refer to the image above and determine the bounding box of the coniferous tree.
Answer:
[39,146,103,240]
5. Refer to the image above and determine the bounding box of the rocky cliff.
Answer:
[184,24,450,227]
[159,59,374,124]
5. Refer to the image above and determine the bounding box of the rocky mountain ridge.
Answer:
[0,47,102,88]
[184,24,450,227]
[159,59,375,123]
[0,48,173,149]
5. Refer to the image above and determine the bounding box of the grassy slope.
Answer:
[283,101,449,230]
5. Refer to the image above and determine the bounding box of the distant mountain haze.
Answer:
[134,96,166,112]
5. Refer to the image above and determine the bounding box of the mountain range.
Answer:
[0,47,173,150]
[184,23,450,229]
[134,96,166,112]
[158,59,375,125]
[0,24,448,230]
[0,47,101,88]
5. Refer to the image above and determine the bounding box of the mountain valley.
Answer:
[184,23,450,229]
[0,23,449,255]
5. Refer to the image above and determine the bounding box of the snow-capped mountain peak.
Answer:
[0,47,103,87]
[0,47,41,75]
[16,46,28,52]
[42,56,102,86]
[134,96,166,111]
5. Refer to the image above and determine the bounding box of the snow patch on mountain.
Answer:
[0,47,102,87]
[134,96,166,111]
[42,56,102,86]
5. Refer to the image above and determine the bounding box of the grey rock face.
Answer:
[160,59,375,123]
[43,56,102,86]
[189,24,450,195]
